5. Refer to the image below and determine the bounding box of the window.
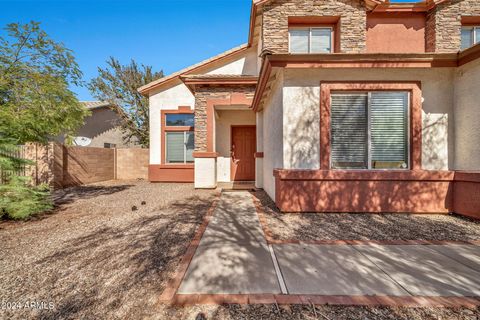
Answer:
[166,113,194,126]
[164,112,194,164]
[330,92,409,170]
[166,131,194,163]
[461,26,480,50]
[289,27,332,53]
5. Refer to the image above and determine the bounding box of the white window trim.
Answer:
[462,25,480,49]
[329,91,411,171]
[288,26,334,54]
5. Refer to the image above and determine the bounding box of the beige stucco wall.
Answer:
[454,58,480,170]
[262,71,284,199]
[207,49,258,76]
[215,110,256,182]
[72,107,136,148]
[148,48,258,165]
[280,68,455,172]
[149,81,194,164]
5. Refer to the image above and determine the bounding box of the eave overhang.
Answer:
[180,75,259,93]
[251,44,480,112]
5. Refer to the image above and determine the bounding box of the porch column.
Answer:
[255,111,264,188]
[193,93,217,189]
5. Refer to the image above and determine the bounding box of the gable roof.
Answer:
[138,44,249,95]
[139,0,458,96]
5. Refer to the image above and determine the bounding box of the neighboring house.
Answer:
[139,0,480,216]
[69,101,138,148]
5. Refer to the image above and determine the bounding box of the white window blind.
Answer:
[370,92,408,169]
[166,131,194,164]
[331,94,368,169]
[331,92,409,170]
[289,29,309,53]
[311,28,332,53]
[289,27,332,53]
[461,26,480,50]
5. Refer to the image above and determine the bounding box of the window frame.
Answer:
[461,25,480,50]
[329,91,411,171]
[319,82,422,171]
[161,108,194,166]
[165,131,194,164]
[288,26,334,54]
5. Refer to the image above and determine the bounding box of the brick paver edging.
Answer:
[158,191,221,303]
[161,191,480,307]
[170,294,480,308]
[252,194,480,246]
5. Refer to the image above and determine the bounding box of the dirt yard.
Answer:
[0,181,478,319]
[253,190,480,242]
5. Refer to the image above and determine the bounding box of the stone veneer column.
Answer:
[425,0,480,53]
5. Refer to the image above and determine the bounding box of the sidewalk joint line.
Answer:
[350,245,414,297]
[268,244,288,294]
[423,245,480,273]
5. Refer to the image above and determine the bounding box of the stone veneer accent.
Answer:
[426,0,480,52]
[194,85,256,152]
[261,0,367,53]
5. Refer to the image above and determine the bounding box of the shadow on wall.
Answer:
[274,174,454,213]
[422,113,449,170]
[285,86,320,169]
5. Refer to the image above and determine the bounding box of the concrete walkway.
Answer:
[178,191,480,297]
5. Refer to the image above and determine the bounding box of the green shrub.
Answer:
[0,176,53,219]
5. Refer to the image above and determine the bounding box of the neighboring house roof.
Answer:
[138,44,249,95]
[81,101,111,110]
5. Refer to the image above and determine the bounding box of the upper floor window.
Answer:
[289,27,332,54]
[461,26,480,50]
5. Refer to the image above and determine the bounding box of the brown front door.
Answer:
[231,126,256,181]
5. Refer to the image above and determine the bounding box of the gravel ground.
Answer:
[0,181,478,319]
[253,190,480,242]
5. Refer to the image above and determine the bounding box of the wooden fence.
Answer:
[0,145,26,184]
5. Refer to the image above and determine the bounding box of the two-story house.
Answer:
[139,0,480,218]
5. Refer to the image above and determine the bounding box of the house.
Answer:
[67,101,138,148]
[139,0,480,217]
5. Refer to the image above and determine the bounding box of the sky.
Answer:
[1,0,418,101]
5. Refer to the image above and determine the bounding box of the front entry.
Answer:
[231,126,256,181]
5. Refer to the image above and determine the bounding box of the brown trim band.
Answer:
[148,165,194,182]
[192,152,218,158]
[273,169,454,181]
[254,152,264,158]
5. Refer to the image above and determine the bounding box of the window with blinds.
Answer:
[289,27,332,53]
[330,92,409,170]
[166,131,194,164]
[461,26,480,50]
